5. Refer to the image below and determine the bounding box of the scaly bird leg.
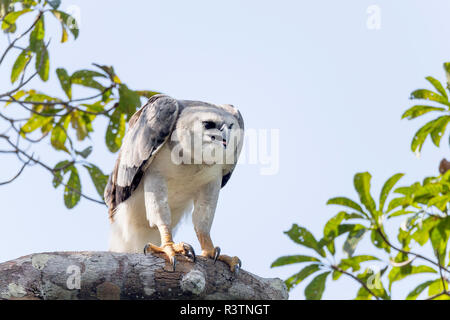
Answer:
[144,225,195,271]
[196,230,241,274]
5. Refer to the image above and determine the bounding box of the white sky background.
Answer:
[1,0,450,300]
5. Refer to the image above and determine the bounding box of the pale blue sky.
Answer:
[1,0,450,300]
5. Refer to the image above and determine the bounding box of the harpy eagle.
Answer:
[104,94,244,272]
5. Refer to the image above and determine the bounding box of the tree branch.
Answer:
[0,134,105,205]
[434,250,450,299]
[0,156,31,185]
[0,252,288,300]
[0,11,42,66]
[376,228,450,274]
[426,290,450,300]
[331,265,381,300]
[0,39,50,99]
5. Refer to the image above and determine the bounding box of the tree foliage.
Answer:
[0,0,159,208]
[273,64,450,300]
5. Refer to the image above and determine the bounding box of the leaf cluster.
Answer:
[273,65,450,300]
[0,0,160,208]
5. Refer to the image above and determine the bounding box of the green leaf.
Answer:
[29,16,44,52]
[353,172,377,217]
[52,160,71,188]
[387,209,413,219]
[402,105,446,120]
[82,101,105,114]
[323,211,347,240]
[412,217,440,246]
[24,92,59,103]
[355,286,372,300]
[331,269,342,281]
[285,264,321,291]
[50,116,70,153]
[406,280,435,300]
[430,115,450,147]
[397,227,412,248]
[411,118,440,155]
[71,69,105,79]
[370,229,390,253]
[343,226,366,257]
[105,106,126,153]
[426,76,448,99]
[20,0,39,9]
[64,167,81,209]
[444,62,450,89]
[118,84,141,120]
[4,90,27,107]
[70,112,90,141]
[42,119,54,135]
[93,63,121,83]
[340,255,379,272]
[1,9,31,30]
[11,49,31,83]
[51,10,79,39]
[35,41,49,81]
[83,164,108,198]
[344,213,367,220]
[326,197,366,215]
[20,113,53,134]
[388,265,437,291]
[379,173,404,212]
[356,267,390,300]
[56,68,72,99]
[387,197,412,212]
[75,146,92,159]
[322,211,353,255]
[428,195,450,211]
[73,77,105,91]
[430,218,450,263]
[102,87,113,102]
[71,70,105,91]
[271,255,320,268]
[47,0,61,9]
[60,23,68,43]
[410,89,450,106]
[304,271,330,300]
[428,279,449,299]
[52,169,63,188]
[285,224,326,257]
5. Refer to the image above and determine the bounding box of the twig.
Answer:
[376,228,450,274]
[0,39,50,99]
[0,134,105,205]
[426,290,450,300]
[2,84,117,117]
[0,111,49,143]
[331,265,381,300]
[435,251,449,299]
[0,157,31,185]
[0,11,43,66]
[4,96,117,116]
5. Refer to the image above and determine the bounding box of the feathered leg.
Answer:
[193,179,241,274]
[142,171,195,270]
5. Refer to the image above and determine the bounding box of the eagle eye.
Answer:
[203,121,216,130]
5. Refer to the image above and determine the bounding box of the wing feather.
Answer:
[104,95,179,218]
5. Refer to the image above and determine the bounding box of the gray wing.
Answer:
[221,107,244,188]
[104,94,179,217]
